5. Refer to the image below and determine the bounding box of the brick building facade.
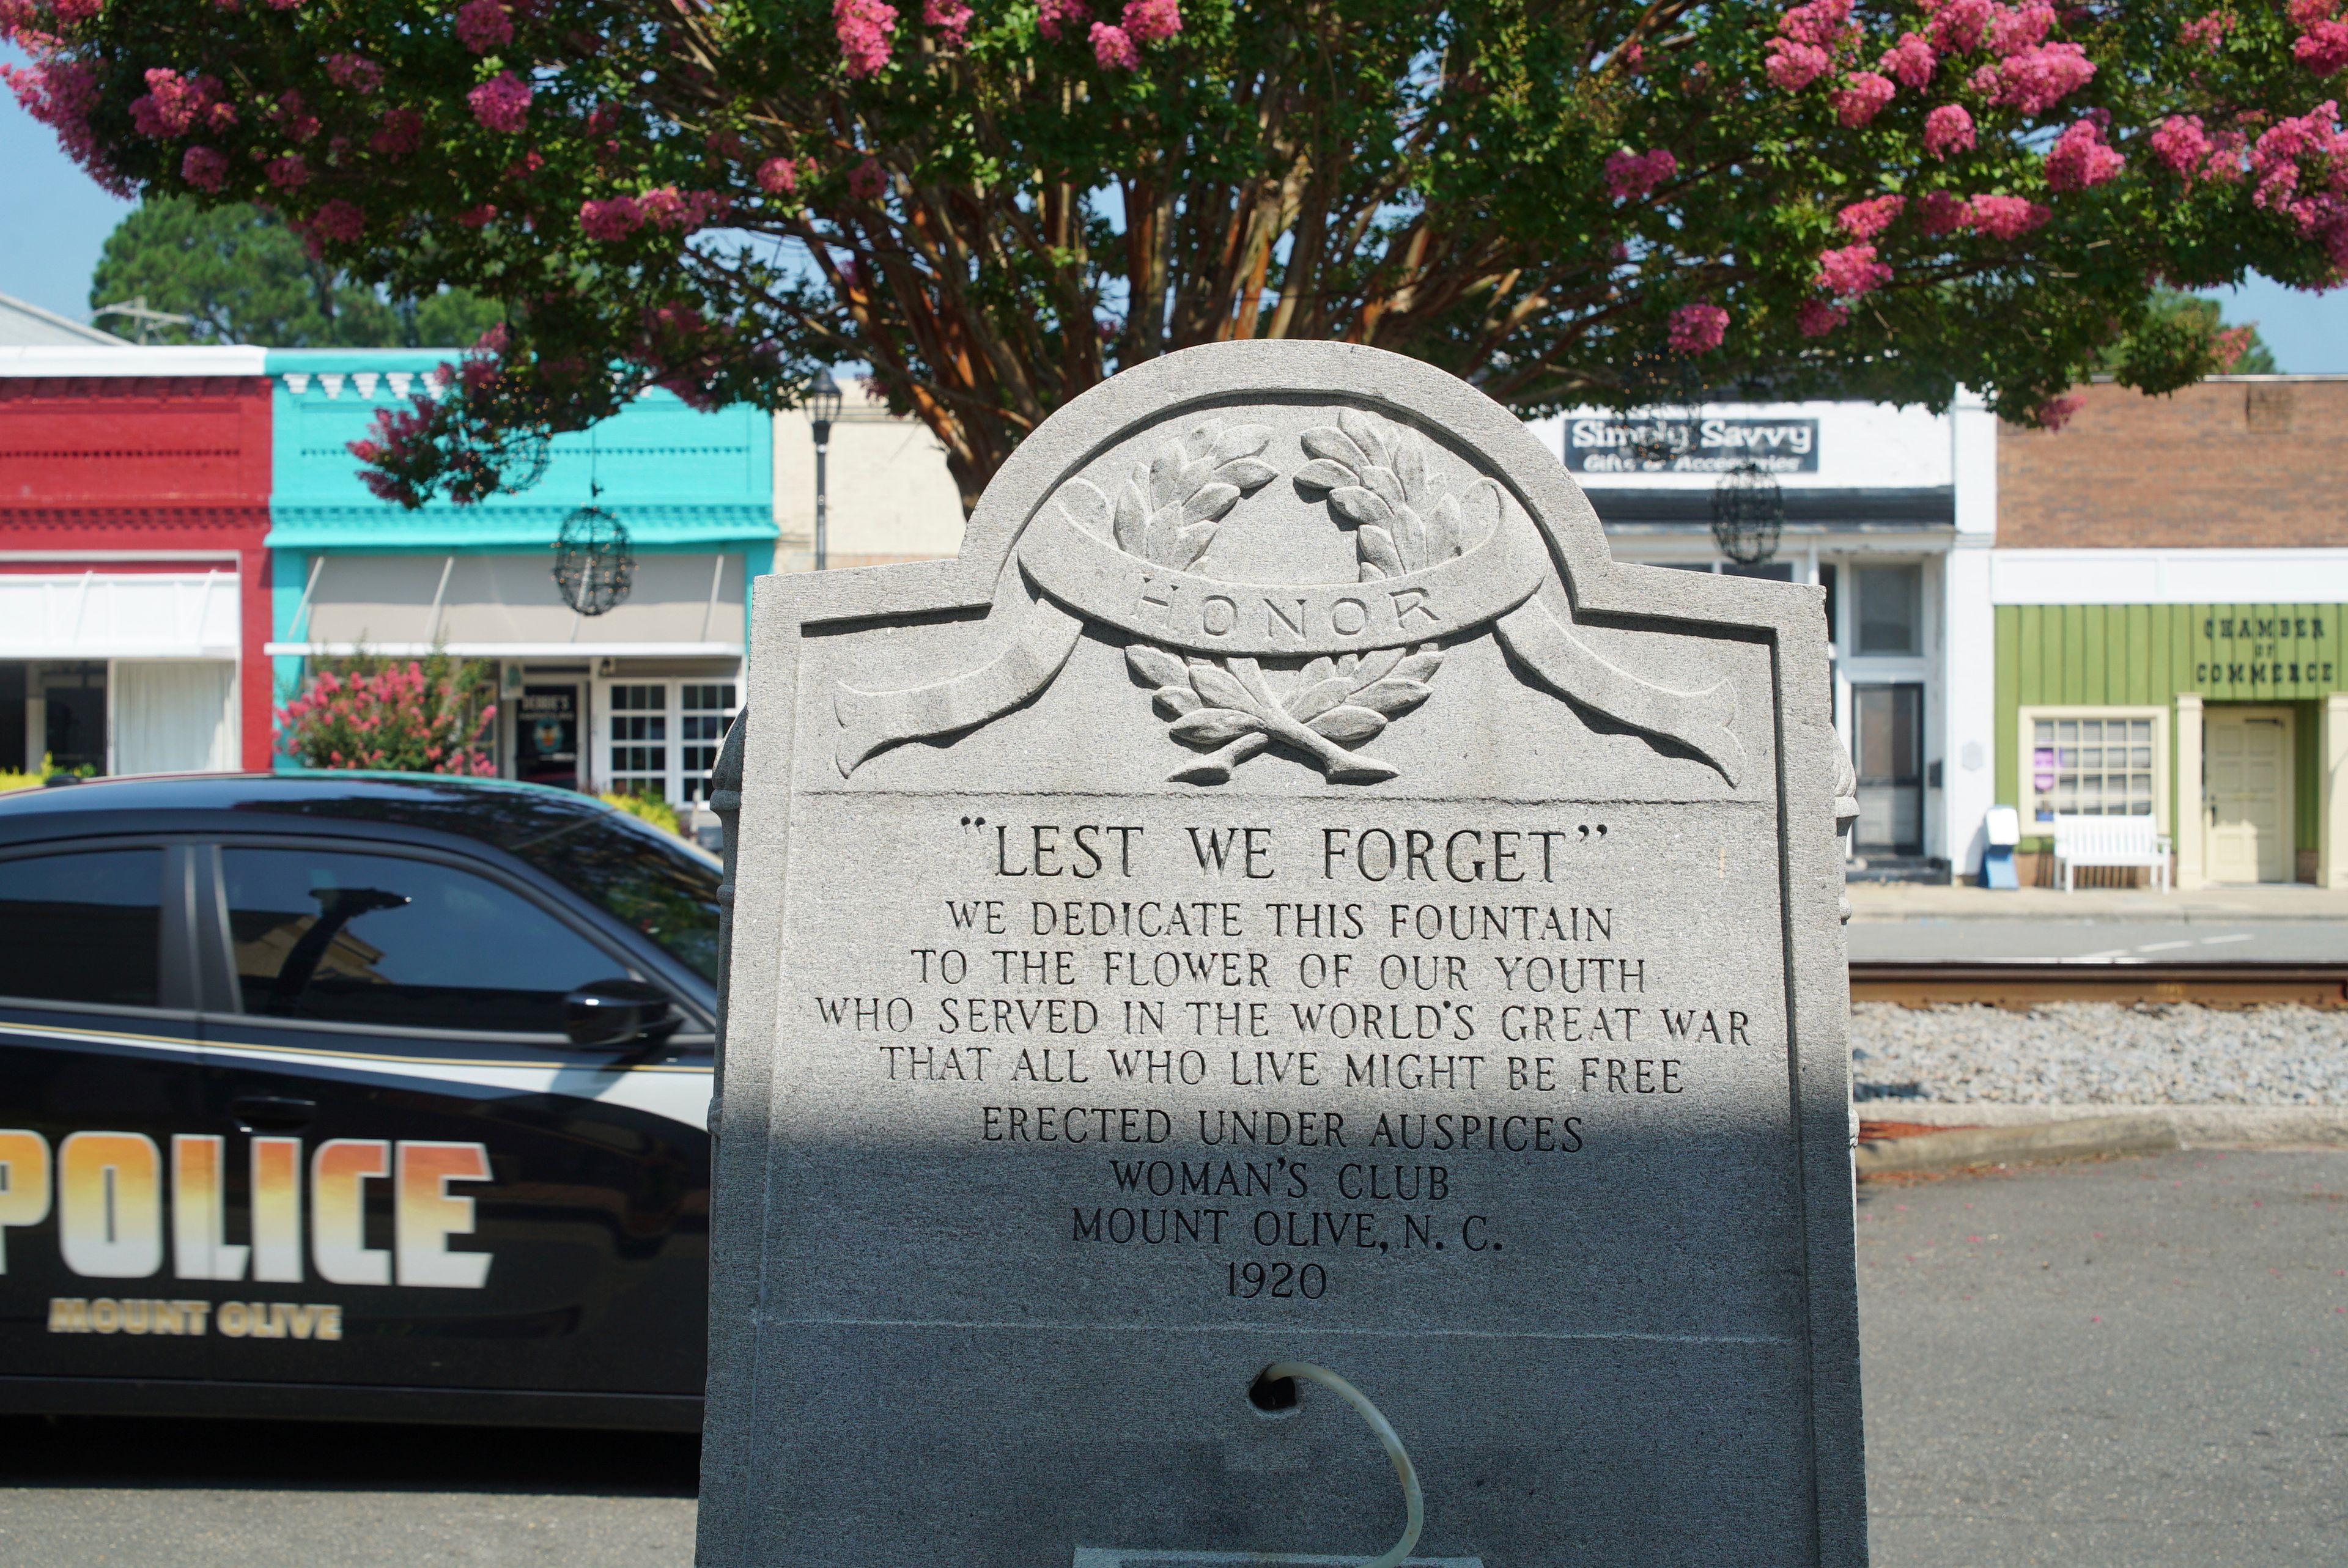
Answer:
[1998,378,2348,550]
[1988,376,2348,886]
[0,348,275,775]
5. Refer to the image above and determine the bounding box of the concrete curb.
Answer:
[1855,1115,2180,1176]
[1853,1101,2348,1158]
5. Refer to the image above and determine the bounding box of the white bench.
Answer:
[2051,814,2171,893]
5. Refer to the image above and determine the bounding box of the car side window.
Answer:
[221,847,629,1034]
[0,848,164,1008]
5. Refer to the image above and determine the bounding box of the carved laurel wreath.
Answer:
[1065,410,1499,784]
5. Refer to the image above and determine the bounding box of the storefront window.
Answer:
[2031,716,2155,822]
[1855,564,1921,655]
[600,680,738,806]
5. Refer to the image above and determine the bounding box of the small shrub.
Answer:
[279,651,497,774]
[599,787,684,837]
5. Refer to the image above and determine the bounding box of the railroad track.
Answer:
[1849,960,2348,1008]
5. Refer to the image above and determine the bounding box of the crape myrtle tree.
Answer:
[7,0,2346,510]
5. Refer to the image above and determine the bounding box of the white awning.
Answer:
[0,571,241,658]
[265,551,745,657]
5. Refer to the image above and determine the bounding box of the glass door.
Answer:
[1853,683,1924,855]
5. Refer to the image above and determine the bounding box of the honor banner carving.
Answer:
[835,408,1744,787]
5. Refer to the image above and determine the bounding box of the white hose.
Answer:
[1261,1361,1424,1568]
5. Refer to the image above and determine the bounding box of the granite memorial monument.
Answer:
[700,340,1864,1567]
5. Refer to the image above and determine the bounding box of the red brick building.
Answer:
[0,348,275,774]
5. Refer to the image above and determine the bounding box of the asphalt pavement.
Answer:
[1860,1147,2348,1566]
[4,1149,2342,1566]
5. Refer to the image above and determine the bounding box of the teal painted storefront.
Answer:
[266,350,774,809]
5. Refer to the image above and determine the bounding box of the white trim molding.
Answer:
[265,641,747,658]
[1992,548,2348,605]
[0,345,269,377]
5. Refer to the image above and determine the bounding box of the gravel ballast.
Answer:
[1848,1001,2348,1105]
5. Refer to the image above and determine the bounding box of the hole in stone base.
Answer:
[1246,1367,1299,1414]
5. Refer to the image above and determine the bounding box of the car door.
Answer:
[193,836,711,1411]
[0,839,218,1386]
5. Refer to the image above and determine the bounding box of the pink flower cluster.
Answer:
[835,0,897,77]
[128,68,231,138]
[455,0,512,53]
[1765,0,1852,91]
[581,186,731,240]
[270,87,319,142]
[847,155,887,199]
[1668,302,1729,355]
[311,197,364,241]
[1037,0,1087,40]
[276,663,498,778]
[467,70,531,132]
[2034,394,2083,430]
[1879,31,1935,88]
[758,156,799,194]
[1091,20,1137,67]
[1603,146,1676,201]
[2044,118,2124,191]
[2248,101,2348,268]
[1814,243,1892,296]
[1916,190,1971,232]
[2179,10,2232,53]
[1089,0,1178,69]
[265,153,308,189]
[1974,42,2094,115]
[1836,194,1905,237]
[1831,70,1895,127]
[1985,2,2053,55]
[1922,0,1992,53]
[1968,193,2049,238]
[1,53,131,193]
[924,0,972,48]
[325,53,381,92]
[2297,0,2348,78]
[1796,298,1849,337]
[1924,102,1975,158]
[182,143,227,189]
[371,106,423,157]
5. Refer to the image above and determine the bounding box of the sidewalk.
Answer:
[1848,881,2348,923]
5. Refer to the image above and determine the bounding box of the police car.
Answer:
[0,774,718,1430]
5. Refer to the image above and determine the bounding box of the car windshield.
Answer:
[504,811,724,983]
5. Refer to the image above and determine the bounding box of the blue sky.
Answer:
[8,52,2348,369]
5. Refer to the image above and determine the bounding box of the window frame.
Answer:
[194,835,713,1047]
[1853,562,1925,657]
[591,678,740,806]
[2017,704,2171,835]
[0,836,202,1019]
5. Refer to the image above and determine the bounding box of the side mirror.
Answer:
[564,978,682,1049]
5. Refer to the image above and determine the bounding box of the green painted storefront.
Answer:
[1995,603,2348,858]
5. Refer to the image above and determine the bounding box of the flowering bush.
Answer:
[9,0,2346,505]
[277,655,497,775]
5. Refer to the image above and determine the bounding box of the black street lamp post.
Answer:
[808,369,843,571]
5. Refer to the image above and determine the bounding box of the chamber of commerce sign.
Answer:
[2193,605,2339,693]
[1566,416,1822,474]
